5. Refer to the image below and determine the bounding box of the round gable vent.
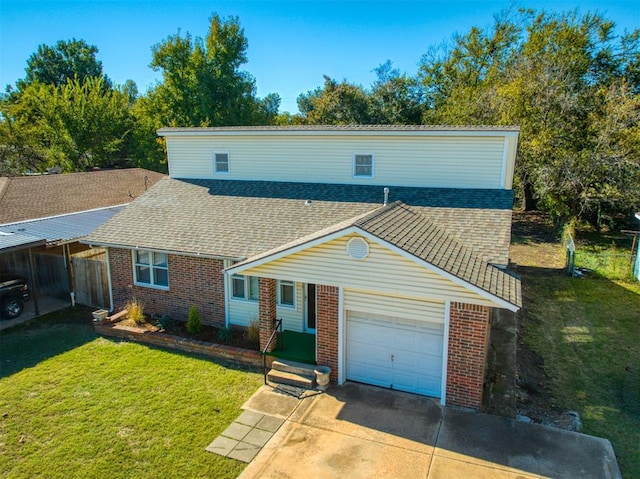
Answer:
[347,237,369,260]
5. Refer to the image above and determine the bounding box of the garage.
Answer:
[346,311,444,398]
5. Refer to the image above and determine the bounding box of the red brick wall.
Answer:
[316,285,339,383]
[258,278,277,352]
[108,248,225,325]
[446,302,491,409]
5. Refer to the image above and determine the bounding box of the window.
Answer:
[231,274,258,301]
[214,152,229,173]
[353,154,374,178]
[278,280,295,307]
[133,250,168,289]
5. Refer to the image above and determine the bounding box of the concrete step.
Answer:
[267,369,316,389]
[271,359,317,377]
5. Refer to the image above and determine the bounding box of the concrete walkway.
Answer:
[237,382,621,479]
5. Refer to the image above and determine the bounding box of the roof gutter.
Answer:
[80,240,242,262]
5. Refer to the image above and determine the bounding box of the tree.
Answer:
[416,8,640,227]
[1,76,133,173]
[369,61,424,124]
[18,39,111,90]
[297,75,372,124]
[147,14,275,127]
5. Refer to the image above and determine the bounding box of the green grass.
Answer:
[522,275,640,478]
[0,307,262,479]
[574,244,635,280]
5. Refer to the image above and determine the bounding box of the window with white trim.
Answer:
[133,250,168,289]
[278,280,295,307]
[231,274,259,301]
[214,152,229,173]
[353,153,374,178]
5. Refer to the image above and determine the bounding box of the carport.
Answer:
[0,231,45,317]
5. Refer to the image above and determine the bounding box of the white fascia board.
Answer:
[79,241,239,262]
[158,129,521,139]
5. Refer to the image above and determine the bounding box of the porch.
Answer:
[270,330,316,365]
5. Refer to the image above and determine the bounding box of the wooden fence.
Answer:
[0,250,68,298]
[72,250,109,309]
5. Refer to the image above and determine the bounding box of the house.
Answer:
[84,125,522,409]
[0,168,165,307]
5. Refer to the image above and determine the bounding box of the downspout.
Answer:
[223,260,231,327]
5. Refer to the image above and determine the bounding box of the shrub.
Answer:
[126,298,145,325]
[246,317,260,346]
[186,305,201,335]
[157,314,173,331]
[218,326,233,343]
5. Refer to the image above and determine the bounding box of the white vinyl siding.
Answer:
[228,281,304,332]
[241,233,494,307]
[344,289,445,324]
[166,134,509,189]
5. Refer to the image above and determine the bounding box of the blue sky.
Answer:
[1,0,638,113]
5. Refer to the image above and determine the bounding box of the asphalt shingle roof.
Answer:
[0,168,166,224]
[86,178,514,266]
[355,202,521,307]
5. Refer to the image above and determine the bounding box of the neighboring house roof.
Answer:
[0,168,166,224]
[228,201,521,310]
[0,231,46,254]
[85,178,514,265]
[0,206,124,246]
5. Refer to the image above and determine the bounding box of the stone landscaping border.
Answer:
[93,312,268,368]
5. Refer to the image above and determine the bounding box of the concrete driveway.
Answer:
[238,383,621,479]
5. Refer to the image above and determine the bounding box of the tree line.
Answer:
[1,9,638,229]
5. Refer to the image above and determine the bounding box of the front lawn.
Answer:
[0,308,262,479]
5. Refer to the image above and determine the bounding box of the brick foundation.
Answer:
[258,277,277,352]
[108,248,225,325]
[316,285,339,383]
[446,302,491,409]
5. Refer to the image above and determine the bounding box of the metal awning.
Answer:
[0,206,124,247]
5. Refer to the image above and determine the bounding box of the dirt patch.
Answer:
[509,211,581,430]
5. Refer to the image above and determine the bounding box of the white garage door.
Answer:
[346,311,444,398]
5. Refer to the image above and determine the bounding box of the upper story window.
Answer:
[133,250,168,289]
[214,152,229,173]
[277,280,295,308]
[353,153,374,178]
[231,274,259,301]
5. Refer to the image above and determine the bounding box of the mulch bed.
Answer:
[117,317,259,351]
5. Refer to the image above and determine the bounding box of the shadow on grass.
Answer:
[0,306,97,378]
[517,265,640,478]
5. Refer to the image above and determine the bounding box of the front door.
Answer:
[305,283,317,332]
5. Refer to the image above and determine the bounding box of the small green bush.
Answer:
[157,314,173,331]
[126,298,145,325]
[246,317,260,345]
[186,305,201,335]
[218,326,233,343]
